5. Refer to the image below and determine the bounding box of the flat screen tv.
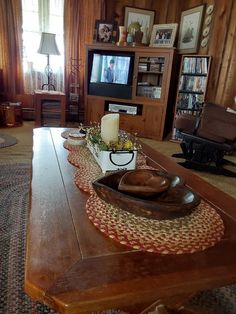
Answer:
[88,49,134,99]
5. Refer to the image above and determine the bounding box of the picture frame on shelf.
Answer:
[94,20,117,43]
[149,23,178,47]
[124,6,155,37]
[177,5,205,53]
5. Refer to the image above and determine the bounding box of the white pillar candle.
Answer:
[101,113,119,144]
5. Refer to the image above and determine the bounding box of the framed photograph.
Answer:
[177,5,205,53]
[124,7,155,35]
[150,24,178,47]
[94,20,117,43]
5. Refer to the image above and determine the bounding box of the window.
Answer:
[22,0,64,92]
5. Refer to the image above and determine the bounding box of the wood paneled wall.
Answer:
[105,0,236,108]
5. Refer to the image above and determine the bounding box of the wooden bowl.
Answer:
[92,169,200,220]
[118,169,170,198]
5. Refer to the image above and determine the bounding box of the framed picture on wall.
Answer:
[150,23,178,47]
[177,5,205,53]
[94,20,117,43]
[124,6,155,35]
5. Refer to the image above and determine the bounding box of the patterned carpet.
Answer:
[0,163,57,314]
[186,285,236,314]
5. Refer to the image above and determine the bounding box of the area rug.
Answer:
[0,163,58,314]
[0,134,17,148]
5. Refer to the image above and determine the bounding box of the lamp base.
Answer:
[42,83,56,91]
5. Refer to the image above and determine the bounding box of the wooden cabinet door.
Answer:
[119,113,145,137]
[143,105,164,140]
[86,96,104,124]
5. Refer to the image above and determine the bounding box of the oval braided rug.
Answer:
[86,194,224,254]
[0,134,17,148]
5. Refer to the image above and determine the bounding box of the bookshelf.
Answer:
[172,55,212,141]
[136,56,165,99]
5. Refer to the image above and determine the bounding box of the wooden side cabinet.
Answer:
[34,90,66,127]
[84,44,176,140]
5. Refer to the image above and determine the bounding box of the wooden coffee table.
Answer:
[25,127,236,314]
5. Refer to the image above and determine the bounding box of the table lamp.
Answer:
[38,32,60,91]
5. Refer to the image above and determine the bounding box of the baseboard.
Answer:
[22,108,35,120]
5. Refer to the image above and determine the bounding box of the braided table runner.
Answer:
[86,195,224,254]
[62,134,225,254]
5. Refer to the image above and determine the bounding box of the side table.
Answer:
[34,90,66,127]
[0,102,23,127]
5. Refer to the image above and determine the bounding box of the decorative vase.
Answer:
[134,30,143,45]
[141,26,149,45]
[118,26,127,44]
[127,33,133,44]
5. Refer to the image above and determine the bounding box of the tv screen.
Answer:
[90,53,131,85]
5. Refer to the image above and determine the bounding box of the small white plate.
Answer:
[203,26,210,37]
[206,4,214,15]
[201,37,209,48]
[205,15,212,26]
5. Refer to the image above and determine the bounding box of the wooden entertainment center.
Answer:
[85,44,177,140]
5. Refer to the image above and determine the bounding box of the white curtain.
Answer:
[22,0,64,93]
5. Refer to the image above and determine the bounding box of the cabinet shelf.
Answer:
[138,71,163,74]
[179,90,204,94]
[139,58,164,63]
[182,72,207,77]
[177,107,200,111]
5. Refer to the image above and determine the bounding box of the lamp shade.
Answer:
[38,32,60,55]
